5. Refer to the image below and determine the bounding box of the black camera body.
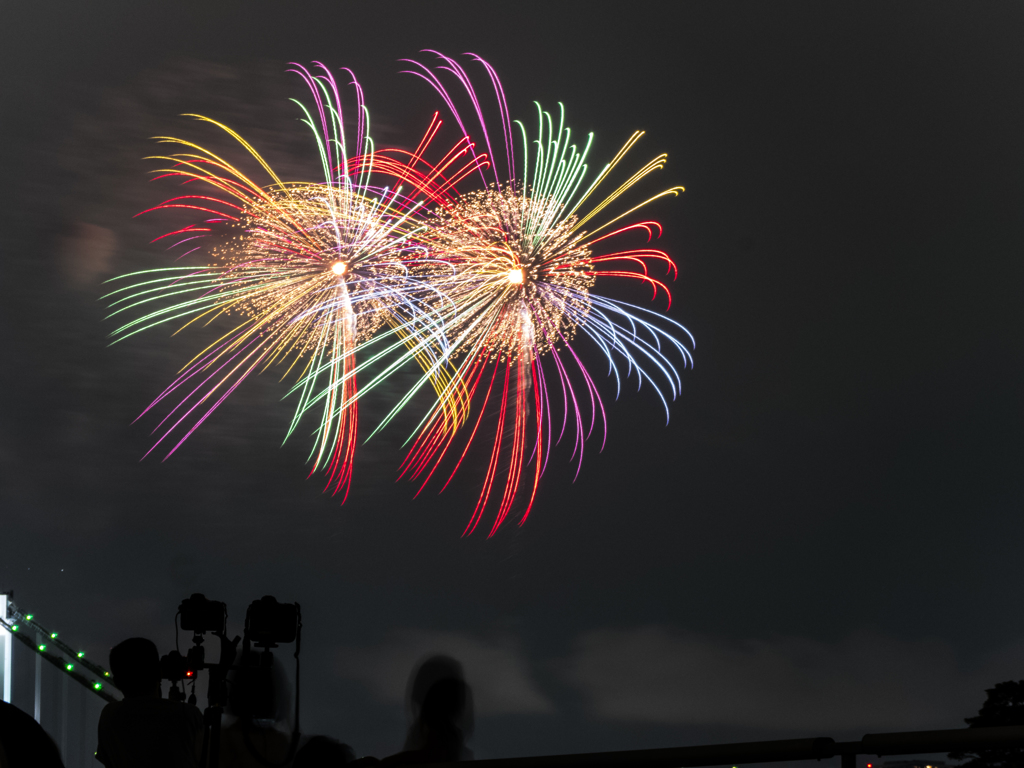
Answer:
[179,593,227,636]
[160,593,302,763]
[159,650,196,683]
[245,595,299,649]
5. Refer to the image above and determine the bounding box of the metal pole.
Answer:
[61,667,68,765]
[34,628,42,723]
[0,595,11,703]
[81,685,89,768]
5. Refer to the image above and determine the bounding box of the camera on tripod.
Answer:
[245,595,298,649]
[159,650,195,684]
[180,593,227,636]
[158,594,228,696]
[158,593,303,767]
[158,593,300,702]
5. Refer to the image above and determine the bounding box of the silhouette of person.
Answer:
[217,653,295,768]
[0,699,64,768]
[293,735,355,767]
[96,637,204,768]
[382,655,474,766]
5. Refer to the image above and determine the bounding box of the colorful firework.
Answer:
[104,64,481,500]
[105,57,693,532]
[393,53,694,535]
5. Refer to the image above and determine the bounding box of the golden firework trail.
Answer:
[392,53,693,535]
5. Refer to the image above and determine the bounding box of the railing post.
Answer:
[34,628,42,722]
[0,594,10,703]
[61,671,68,761]
[842,752,856,768]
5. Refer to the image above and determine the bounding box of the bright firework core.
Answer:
[331,262,347,275]
[429,188,595,361]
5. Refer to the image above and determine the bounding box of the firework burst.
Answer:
[104,56,692,531]
[393,53,694,535]
[105,64,479,500]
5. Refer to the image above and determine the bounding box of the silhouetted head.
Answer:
[421,677,469,733]
[109,637,161,698]
[407,655,464,720]
[404,654,474,756]
[294,735,354,767]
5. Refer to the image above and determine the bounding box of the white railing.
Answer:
[0,594,119,768]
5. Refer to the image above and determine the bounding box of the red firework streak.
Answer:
[365,118,685,536]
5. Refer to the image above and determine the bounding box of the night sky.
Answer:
[3,2,1024,766]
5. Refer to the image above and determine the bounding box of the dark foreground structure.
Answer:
[410,725,1024,768]
[5,596,1024,768]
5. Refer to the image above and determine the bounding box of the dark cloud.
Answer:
[567,626,1018,733]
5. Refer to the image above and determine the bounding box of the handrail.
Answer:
[5,598,116,687]
[408,725,1024,768]
[0,615,118,703]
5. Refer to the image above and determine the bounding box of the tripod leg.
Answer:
[207,706,222,768]
[200,717,209,768]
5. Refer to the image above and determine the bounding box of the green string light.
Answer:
[9,604,115,692]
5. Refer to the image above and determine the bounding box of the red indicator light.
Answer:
[185,670,193,677]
